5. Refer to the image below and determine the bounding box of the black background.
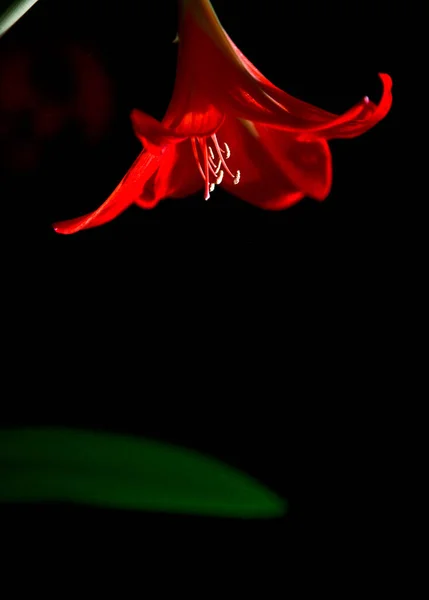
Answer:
[1,0,401,592]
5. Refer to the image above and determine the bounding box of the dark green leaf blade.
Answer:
[0,427,286,518]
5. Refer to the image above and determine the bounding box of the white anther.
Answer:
[214,160,222,175]
[209,183,215,192]
[216,170,224,185]
[233,170,241,185]
[224,143,231,159]
[208,146,215,159]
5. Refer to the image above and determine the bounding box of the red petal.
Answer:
[162,97,225,138]
[256,127,332,201]
[131,110,187,154]
[136,139,202,208]
[228,35,392,138]
[53,152,160,234]
[131,108,224,153]
[321,73,393,139]
[217,117,305,210]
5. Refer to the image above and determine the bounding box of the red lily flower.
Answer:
[54,0,392,234]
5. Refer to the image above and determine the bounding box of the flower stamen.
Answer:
[208,154,222,174]
[211,134,240,183]
[191,134,241,201]
[201,138,211,200]
[191,137,206,180]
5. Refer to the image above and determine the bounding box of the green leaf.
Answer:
[0,0,40,38]
[0,427,286,518]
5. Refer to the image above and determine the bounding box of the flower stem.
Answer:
[0,0,40,38]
